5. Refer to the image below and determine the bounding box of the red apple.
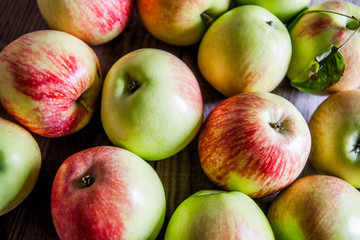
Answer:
[51,146,166,240]
[0,30,102,137]
[37,0,133,45]
[198,92,311,198]
[267,175,360,239]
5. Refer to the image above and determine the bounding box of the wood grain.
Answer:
[0,0,359,239]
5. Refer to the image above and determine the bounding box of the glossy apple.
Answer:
[165,190,275,240]
[37,0,133,45]
[233,0,311,23]
[51,146,166,240]
[101,48,203,161]
[287,1,360,93]
[267,175,360,240]
[0,117,41,216]
[0,30,102,137]
[136,0,230,46]
[198,5,292,97]
[308,89,360,188]
[199,92,311,198]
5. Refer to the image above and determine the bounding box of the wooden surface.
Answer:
[0,0,358,239]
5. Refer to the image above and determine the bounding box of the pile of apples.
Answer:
[0,0,360,239]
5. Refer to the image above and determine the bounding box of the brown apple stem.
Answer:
[354,143,360,154]
[127,80,140,94]
[81,175,94,188]
[76,98,93,113]
[201,12,214,26]
[270,122,284,133]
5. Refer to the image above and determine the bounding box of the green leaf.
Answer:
[290,45,346,93]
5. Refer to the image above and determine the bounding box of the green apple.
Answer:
[0,117,41,216]
[101,48,203,161]
[287,1,360,93]
[308,89,360,188]
[137,0,230,46]
[165,190,275,240]
[234,0,311,23]
[267,175,360,239]
[198,5,292,97]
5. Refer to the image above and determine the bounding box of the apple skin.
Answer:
[164,190,275,240]
[0,117,41,216]
[233,0,311,23]
[0,30,102,138]
[101,48,203,161]
[37,0,133,46]
[136,0,230,46]
[198,5,292,97]
[51,146,166,240]
[198,92,311,198]
[267,175,360,240]
[308,89,360,188]
[287,1,360,93]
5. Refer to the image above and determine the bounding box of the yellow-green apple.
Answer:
[101,48,203,161]
[198,92,311,198]
[37,0,133,46]
[233,0,311,23]
[164,190,275,240]
[0,117,41,216]
[51,146,166,240]
[287,1,360,93]
[267,175,360,240]
[0,30,102,138]
[136,0,230,46]
[198,5,292,97]
[308,89,360,188]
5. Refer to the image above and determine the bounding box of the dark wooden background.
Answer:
[0,0,358,239]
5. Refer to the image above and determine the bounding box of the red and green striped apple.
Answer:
[37,0,133,45]
[0,30,102,137]
[198,92,311,198]
[51,146,166,240]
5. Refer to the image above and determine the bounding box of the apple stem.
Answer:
[338,26,360,51]
[201,12,214,26]
[81,175,94,188]
[76,98,93,113]
[269,122,284,133]
[127,80,140,94]
[354,143,360,154]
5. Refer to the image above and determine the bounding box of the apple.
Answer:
[136,0,230,46]
[198,92,311,198]
[267,175,360,240]
[287,1,360,93]
[308,89,360,188]
[164,190,275,240]
[233,0,311,23]
[0,30,102,138]
[37,0,133,46]
[51,146,166,240]
[101,48,203,161]
[197,5,292,97]
[0,117,41,216]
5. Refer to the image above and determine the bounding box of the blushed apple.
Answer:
[198,5,292,97]
[136,0,230,46]
[51,146,166,240]
[198,92,311,198]
[0,117,41,216]
[308,89,360,188]
[287,1,360,93]
[0,30,102,137]
[165,190,275,240]
[101,48,203,161]
[233,0,311,23]
[37,0,133,45]
[267,175,360,240]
